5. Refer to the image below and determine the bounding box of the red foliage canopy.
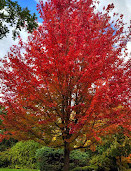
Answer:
[0,0,130,148]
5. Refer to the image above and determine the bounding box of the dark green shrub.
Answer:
[7,140,42,169]
[0,138,18,152]
[0,150,10,168]
[89,154,115,171]
[70,150,90,169]
[36,146,64,171]
[36,147,90,171]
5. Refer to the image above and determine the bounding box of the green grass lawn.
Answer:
[0,169,39,171]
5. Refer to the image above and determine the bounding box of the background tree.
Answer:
[89,129,131,171]
[0,0,38,39]
[0,0,130,170]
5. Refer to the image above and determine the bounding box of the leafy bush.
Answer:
[7,140,42,169]
[71,165,98,171]
[36,147,90,171]
[89,132,131,171]
[70,150,90,169]
[0,150,10,168]
[89,154,117,171]
[36,146,64,171]
[0,138,18,168]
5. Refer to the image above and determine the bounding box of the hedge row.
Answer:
[0,136,131,171]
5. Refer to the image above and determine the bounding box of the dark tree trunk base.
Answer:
[63,141,70,171]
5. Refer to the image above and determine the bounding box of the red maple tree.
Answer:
[0,0,130,170]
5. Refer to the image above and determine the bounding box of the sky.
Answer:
[0,0,131,59]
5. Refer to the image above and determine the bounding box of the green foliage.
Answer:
[7,140,42,169]
[36,146,64,171]
[70,132,131,171]
[36,147,90,171]
[0,139,17,168]
[0,0,38,39]
[0,138,18,152]
[70,150,90,168]
[108,137,131,158]
[0,150,10,168]
[89,154,117,171]
[89,133,131,171]
[0,132,130,171]
[71,165,98,171]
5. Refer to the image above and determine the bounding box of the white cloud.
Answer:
[98,0,131,26]
[95,0,131,60]
[0,9,29,58]
[34,0,47,3]
[0,25,28,59]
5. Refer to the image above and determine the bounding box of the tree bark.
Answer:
[63,141,70,171]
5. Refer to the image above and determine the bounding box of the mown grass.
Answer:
[0,169,39,171]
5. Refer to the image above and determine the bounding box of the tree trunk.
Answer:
[63,141,70,171]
